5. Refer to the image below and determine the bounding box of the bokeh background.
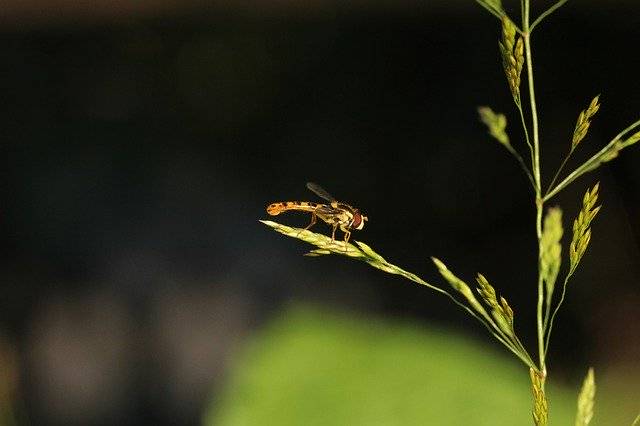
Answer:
[1,1,639,425]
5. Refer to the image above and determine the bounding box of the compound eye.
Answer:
[352,212,364,230]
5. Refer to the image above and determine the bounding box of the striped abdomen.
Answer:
[266,201,321,216]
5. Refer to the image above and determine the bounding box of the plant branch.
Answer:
[506,144,536,189]
[524,39,541,193]
[523,0,546,379]
[261,220,537,369]
[535,198,546,375]
[545,149,574,195]
[544,118,640,201]
[474,0,505,21]
[544,272,572,356]
[517,103,535,169]
[531,0,570,32]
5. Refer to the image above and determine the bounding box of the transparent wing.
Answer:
[306,182,336,202]
[315,205,342,219]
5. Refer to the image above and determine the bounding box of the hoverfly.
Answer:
[266,182,368,243]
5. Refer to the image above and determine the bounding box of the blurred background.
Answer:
[1,1,639,425]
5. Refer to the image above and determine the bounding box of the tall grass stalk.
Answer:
[264,1,640,423]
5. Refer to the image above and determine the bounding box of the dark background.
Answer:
[1,1,639,425]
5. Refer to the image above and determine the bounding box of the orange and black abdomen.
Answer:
[266,201,319,216]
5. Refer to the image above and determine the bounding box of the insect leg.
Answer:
[296,212,316,239]
[304,212,317,230]
[331,224,337,241]
[336,226,350,252]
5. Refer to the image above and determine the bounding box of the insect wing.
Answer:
[314,204,344,224]
[315,204,340,216]
[306,182,336,202]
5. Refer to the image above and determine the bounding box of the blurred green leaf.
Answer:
[575,368,595,426]
[206,305,575,426]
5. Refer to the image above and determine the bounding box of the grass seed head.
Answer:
[530,368,549,426]
[575,368,596,426]
[569,184,600,273]
[572,95,601,150]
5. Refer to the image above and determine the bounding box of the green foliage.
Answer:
[207,306,575,426]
